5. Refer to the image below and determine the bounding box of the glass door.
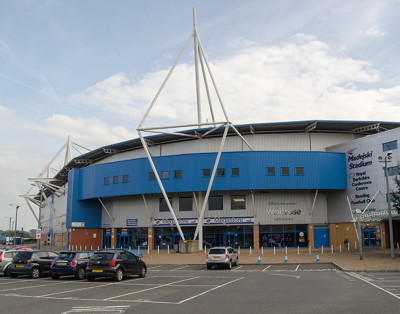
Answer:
[363,229,377,247]
[223,232,237,248]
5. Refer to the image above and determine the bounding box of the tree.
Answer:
[392,162,400,213]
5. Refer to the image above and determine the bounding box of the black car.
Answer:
[50,251,93,280]
[9,250,58,278]
[85,249,147,281]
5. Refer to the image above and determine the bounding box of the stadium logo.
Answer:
[347,148,357,155]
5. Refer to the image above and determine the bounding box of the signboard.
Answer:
[126,219,138,227]
[36,229,41,239]
[71,222,85,227]
[153,216,255,226]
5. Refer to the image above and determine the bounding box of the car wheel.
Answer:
[86,276,95,281]
[4,266,10,277]
[227,261,232,269]
[114,268,124,282]
[10,273,17,278]
[207,263,212,270]
[30,267,41,279]
[51,274,60,280]
[75,267,86,280]
[138,266,146,278]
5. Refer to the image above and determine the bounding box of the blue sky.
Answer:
[1,0,400,230]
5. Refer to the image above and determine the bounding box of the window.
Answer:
[174,170,182,179]
[231,168,240,176]
[179,197,192,211]
[104,177,110,185]
[281,167,290,175]
[161,171,169,179]
[203,169,211,177]
[387,166,399,176]
[295,167,304,175]
[159,197,172,212]
[267,167,275,176]
[217,168,225,176]
[149,172,156,180]
[113,176,119,184]
[231,195,246,210]
[209,195,223,210]
[122,174,129,183]
[383,140,398,152]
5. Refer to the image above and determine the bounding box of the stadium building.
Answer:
[30,120,400,252]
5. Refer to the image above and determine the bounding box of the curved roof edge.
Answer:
[52,120,400,185]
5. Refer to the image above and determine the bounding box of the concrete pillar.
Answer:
[308,224,314,248]
[111,228,117,248]
[148,227,154,251]
[253,225,260,249]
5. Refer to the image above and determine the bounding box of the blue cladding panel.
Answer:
[76,151,346,200]
[67,168,102,228]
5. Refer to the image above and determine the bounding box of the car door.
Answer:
[36,252,50,271]
[118,252,134,274]
[128,252,141,275]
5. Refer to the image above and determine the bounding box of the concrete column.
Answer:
[308,225,314,248]
[148,227,154,251]
[253,225,260,249]
[111,228,117,248]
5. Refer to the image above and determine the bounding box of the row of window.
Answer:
[159,195,246,212]
[148,167,304,180]
[104,175,129,185]
[383,140,398,152]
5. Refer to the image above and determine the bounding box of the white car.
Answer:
[206,247,239,269]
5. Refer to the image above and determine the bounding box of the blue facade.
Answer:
[66,151,346,228]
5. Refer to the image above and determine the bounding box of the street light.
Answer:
[378,151,395,259]
[9,204,20,246]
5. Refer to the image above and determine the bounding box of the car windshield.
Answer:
[209,249,225,254]
[13,251,33,260]
[57,252,76,259]
[92,253,114,260]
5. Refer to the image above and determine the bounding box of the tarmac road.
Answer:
[0,265,399,314]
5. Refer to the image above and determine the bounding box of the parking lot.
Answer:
[0,264,399,313]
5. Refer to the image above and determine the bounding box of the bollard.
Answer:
[297,246,300,255]
[316,254,320,263]
[284,255,288,263]
[157,245,159,254]
[321,245,324,254]
[168,245,170,254]
[348,243,350,251]
[257,254,262,264]
[331,245,333,254]
[285,246,287,255]
[355,241,357,250]
[148,246,150,255]
[261,247,264,255]
[204,245,206,254]
[339,244,342,253]
[274,246,276,255]
[238,246,241,255]
[309,246,311,254]
[250,247,252,255]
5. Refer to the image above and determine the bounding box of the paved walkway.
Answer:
[139,248,400,272]
[36,245,400,272]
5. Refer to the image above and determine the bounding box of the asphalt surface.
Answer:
[0,264,399,313]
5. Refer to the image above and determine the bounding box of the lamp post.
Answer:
[9,204,20,246]
[379,152,395,259]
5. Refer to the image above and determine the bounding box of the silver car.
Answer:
[0,250,19,276]
[206,247,239,269]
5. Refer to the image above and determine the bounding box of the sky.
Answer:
[1,0,400,231]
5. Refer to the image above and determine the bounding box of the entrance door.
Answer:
[223,232,237,248]
[314,225,329,248]
[172,233,188,250]
[363,229,377,247]
[118,234,130,249]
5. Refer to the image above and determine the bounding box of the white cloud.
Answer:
[364,25,386,37]
[70,35,400,125]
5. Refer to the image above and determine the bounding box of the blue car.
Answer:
[50,251,93,280]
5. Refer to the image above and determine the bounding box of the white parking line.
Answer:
[39,281,126,297]
[0,281,65,292]
[348,273,400,300]
[231,266,243,271]
[295,264,300,271]
[170,265,190,271]
[104,277,200,301]
[147,265,162,270]
[262,265,271,271]
[177,277,244,304]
